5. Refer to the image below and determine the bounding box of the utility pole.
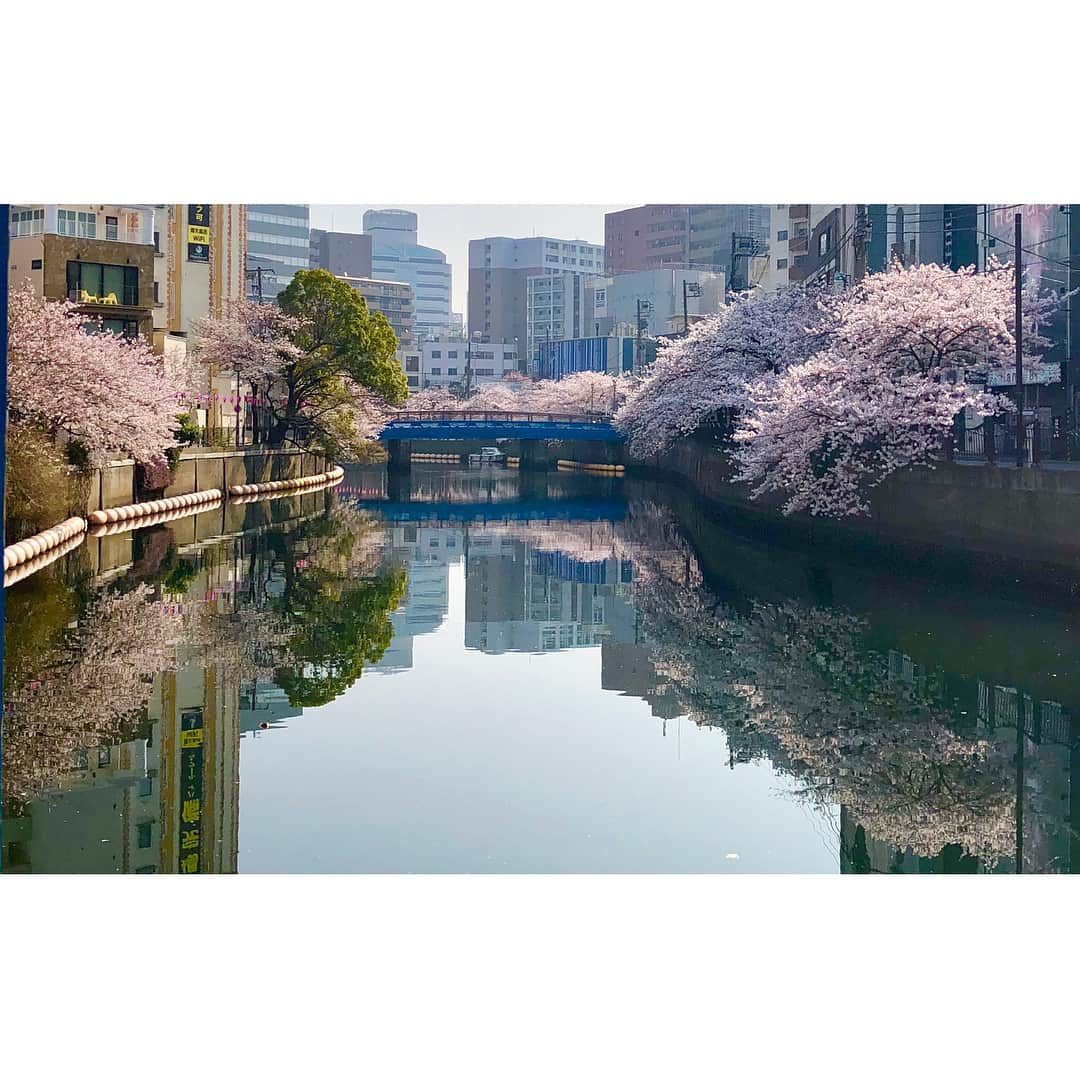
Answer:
[247,265,273,302]
[1015,212,1025,468]
[636,298,651,374]
[853,204,868,282]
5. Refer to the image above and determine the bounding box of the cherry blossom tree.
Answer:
[615,286,833,457]
[733,260,1067,516]
[191,271,406,457]
[7,283,187,467]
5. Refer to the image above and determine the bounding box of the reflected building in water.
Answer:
[3,555,251,874]
[464,536,637,654]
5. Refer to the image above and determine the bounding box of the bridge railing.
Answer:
[389,410,614,425]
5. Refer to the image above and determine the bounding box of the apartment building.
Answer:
[468,235,605,351]
[8,203,156,339]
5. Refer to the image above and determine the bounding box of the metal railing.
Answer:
[69,287,139,307]
[391,410,614,424]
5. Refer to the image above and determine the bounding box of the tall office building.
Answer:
[339,276,415,346]
[309,228,372,279]
[363,209,452,340]
[604,204,770,285]
[468,235,605,355]
[246,204,309,299]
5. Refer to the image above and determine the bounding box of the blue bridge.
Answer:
[380,410,625,444]
[343,497,627,525]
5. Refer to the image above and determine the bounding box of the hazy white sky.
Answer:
[311,205,627,317]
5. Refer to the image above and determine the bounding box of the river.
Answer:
[3,464,1077,873]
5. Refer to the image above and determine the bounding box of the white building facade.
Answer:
[363,209,452,340]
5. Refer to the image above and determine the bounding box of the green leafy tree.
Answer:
[274,568,407,707]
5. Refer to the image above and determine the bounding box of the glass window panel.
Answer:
[102,264,125,302]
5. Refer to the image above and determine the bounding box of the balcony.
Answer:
[70,287,140,308]
[789,204,810,221]
[788,233,810,256]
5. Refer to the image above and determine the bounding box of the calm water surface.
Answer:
[3,465,1078,873]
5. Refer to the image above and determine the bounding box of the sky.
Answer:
[310,205,627,317]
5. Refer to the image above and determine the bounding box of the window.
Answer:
[136,822,153,849]
[31,258,42,270]
[430,350,441,359]
[776,258,788,269]
[405,357,419,372]
[776,229,788,241]
[474,367,494,376]
[153,281,160,304]
[105,215,118,241]
[109,319,140,337]
[9,208,44,236]
[135,865,157,874]
[58,209,96,238]
[98,746,111,767]
[407,375,419,387]
[447,350,458,359]
[430,367,441,375]
[819,231,830,257]
[67,261,139,306]
[154,230,161,254]
[447,367,458,376]
[138,777,153,798]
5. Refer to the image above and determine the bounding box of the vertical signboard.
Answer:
[178,708,204,873]
[187,204,211,263]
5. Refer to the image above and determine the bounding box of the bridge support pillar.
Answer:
[517,468,547,499]
[519,441,549,471]
[387,440,412,474]
[386,468,412,503]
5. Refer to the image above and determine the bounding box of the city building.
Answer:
[468,235,605,352]
[363,209,452,340]
[8,203,156,339]
[464,536,637,654]
[687,204,771,289]
[605,205,690,273]
[525,270,592,366]
[339,275,415,346]
[604,204,770,283]
[534,335,649,380]
[405,338,518,391]
[246,204,309,299]
[309,228,373,279]
[785,204,858,285]
[587,267,725,339]
[759,205,791,291]
[146,205,248,432]
[372,526,463,672]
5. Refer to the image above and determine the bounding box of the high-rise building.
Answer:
[605,204,770,284]
[687,204,770,288]
[309,228,373,279]
[525,270,592,366]
[149,203,248,432]
[363,209,452,340]
[604,205,691,274]
[339,275,415,346]
[468,235,605,354]
[246,204,309,299]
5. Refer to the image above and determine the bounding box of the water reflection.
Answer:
[3,465,1078,872]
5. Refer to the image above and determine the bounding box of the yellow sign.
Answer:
[187,224,211,246]
[180,728,204,749]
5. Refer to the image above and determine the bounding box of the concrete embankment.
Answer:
[638,438,1080,587]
